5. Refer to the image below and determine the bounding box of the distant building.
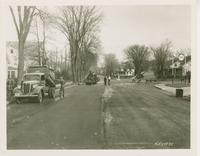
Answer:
[118,68,135,78]
[168,55,191,78]
[6,42,18,79]
[119,61,135,77]
[182,59,191,75]
[125,68,135,76]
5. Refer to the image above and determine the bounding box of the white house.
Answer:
[6,42,18,79]
[182,60,191,75]
[169,55,191,77]
[6,41,41,79]
[125,68,135,76]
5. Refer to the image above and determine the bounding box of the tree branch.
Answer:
[17,6,23,30]
[9,6,20,38]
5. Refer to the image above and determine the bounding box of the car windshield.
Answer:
[24,75,41,81]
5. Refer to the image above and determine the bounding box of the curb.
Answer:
[154,85,163,90]
[154,84,190,99]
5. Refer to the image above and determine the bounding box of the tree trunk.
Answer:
[35,19,41,65]
[42,21,46,65]
[71,48,75,82]
[17,39,25,84]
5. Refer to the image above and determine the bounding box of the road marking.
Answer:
[101,86,115,143]
[102,86,114,99]
[104,112,113,126]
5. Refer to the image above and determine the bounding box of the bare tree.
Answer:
[37,9,49,65]
[9,6,36,84]
[31,17,42,65]
[80,34,101,79]
[55,6,102,83]
[151,40,172,79]
[104,53,119,76]
[124,45,150,75]
[31,7,51,65]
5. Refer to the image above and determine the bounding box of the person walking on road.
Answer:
[108,76,111,86]
[59,77,65,98]
[186,71,191,84]
[104,76,107,86]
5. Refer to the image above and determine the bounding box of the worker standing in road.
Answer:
[104,75,107,86]
[108,76,111,86]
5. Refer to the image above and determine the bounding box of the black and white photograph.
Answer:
[0,0,198,155]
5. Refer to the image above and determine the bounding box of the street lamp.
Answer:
[178,53,186,76]
[178,53,185,62]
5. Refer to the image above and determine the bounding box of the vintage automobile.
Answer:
[84,72,100,85]
[14,66,56,103]
[131,72,145,83]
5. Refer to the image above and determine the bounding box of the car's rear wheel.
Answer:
[48,88,52,98]
[51,88,55,99]
[48,87,55,99]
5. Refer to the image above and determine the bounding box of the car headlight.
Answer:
[13,86,21,94]
[17,85,21,89]
[32,84,37,89]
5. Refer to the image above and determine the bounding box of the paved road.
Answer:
[7,84,104,149]
[102,80,190,149]
[7,80,190,149]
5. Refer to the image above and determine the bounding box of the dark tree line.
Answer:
[9,6,102,83]
[104,53,119,76]
[124,45,149,76]
[151,41,172,78]
[124,40,172,79]
[55,6,102,83]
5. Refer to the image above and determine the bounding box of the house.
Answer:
[6,41,42,79]
[118,61,135,78]
[182,59,191,75]
[118,68,135,79]
[6,42,18,79]
[168,55,191,78]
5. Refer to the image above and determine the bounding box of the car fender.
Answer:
[13,86,22,94]
[33,86,44,94]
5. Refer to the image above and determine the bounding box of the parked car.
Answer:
[84,72,100,85]
[13,66,56,103]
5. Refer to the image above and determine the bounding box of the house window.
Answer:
[11,71,15,79]
[10,49,14,54]
[8,71,11,79]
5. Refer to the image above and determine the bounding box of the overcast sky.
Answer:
[6,5,191,61]
[100,5,191,60]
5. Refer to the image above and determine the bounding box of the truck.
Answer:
[14,66,56,103]
[84,71,100,85]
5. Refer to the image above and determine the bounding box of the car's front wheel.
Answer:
[36,91,43,103]
[16,98,22,104]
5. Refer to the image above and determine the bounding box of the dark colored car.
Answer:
[84,72,100,85]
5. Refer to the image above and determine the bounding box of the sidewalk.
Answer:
[64,81,73,86]
[154,83,190,97]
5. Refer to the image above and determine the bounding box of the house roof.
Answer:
[6,41,43,49]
